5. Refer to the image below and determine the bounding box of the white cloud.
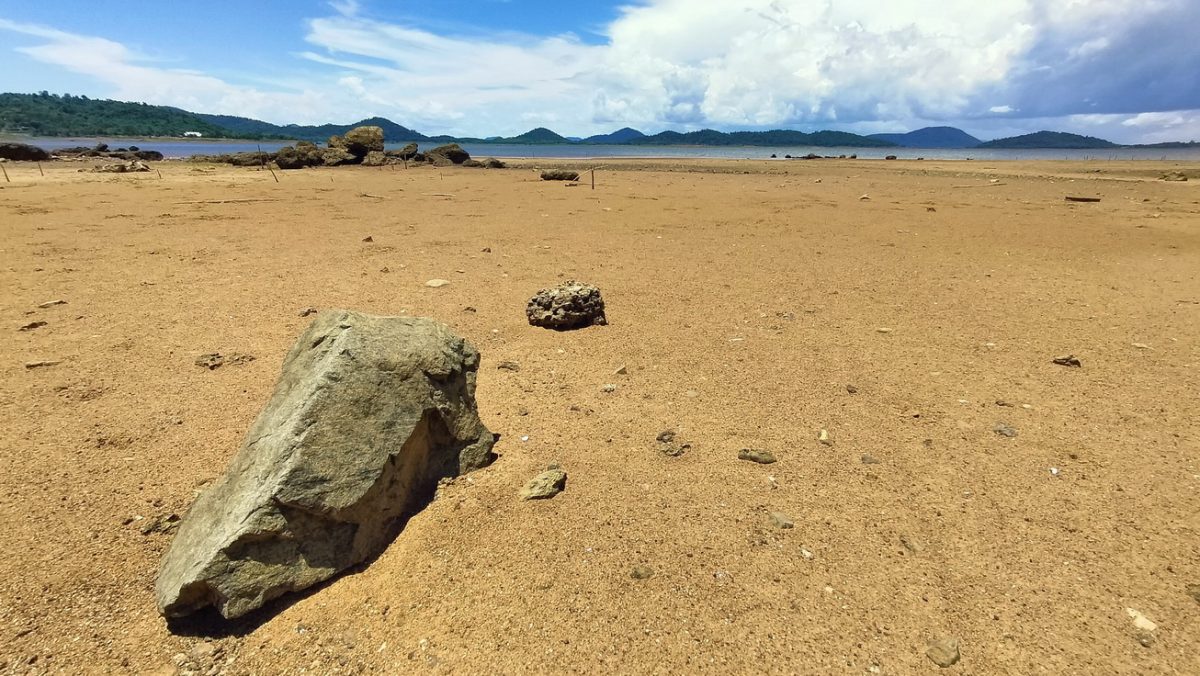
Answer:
[1,1,1199,142]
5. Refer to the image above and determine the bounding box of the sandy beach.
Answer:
[1,157,1197,673]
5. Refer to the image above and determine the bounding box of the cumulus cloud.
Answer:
[1,1,1198,141]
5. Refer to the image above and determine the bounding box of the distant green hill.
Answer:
[629,128,895,147]
[978,131,1117,149]
[192,113,427,143]
[0,92,241,138]
[499,127,569,144]
[868,126,981,148]
[584,127,646,144]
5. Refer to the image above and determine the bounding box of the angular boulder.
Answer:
[343,125,385,157]
[362,150,388,167]
[395,142,419,160]
[275,142,323,170]
[322,147,357,167]
[426,143,470,165]
[526,280,608,330]
[0,142,51,161]
[155,311,497,620]
[540,169,580,181]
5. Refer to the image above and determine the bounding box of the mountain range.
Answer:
[3,92,1196,149]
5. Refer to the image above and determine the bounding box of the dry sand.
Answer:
[1,157,1198,674]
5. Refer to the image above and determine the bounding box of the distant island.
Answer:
[1,92,1196,149]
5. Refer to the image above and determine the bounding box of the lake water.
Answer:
[15,136,1200,161]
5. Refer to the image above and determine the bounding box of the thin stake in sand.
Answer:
[257,144,279,183]
[38,162,44,177]
[1,163,9,183]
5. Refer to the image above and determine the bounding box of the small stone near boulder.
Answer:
[156,311,497,619]
[194,352,255,370]
[426,143,470,165]
[395,142,419,160]
[525,280,607,330]
[462,159,484,168]
[1161,171,1188,182]
[483,158,507,169]
[521,466,567,500]
[926,637,961,668]
[0,142,51,161]
[362,151,387,167]
[497,360,521,372]
[425,279,451,288]
[322,147,357,167]
[739,449,777,464]
[541,169,580,181]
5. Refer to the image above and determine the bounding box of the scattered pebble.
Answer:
[739,448,777,464]
[18,321,47,331]
[24,360,61,369]
[1186,583,1200,604]
[817,429,833,446]
[800,547,814,559]
[600,384,617,393]
[463,306,477,313]
[520,466,566,500]
[37,300,67,308]
[861,454,881,465]
[630,565,654,580]
[993,423,1018,438]
[362,235,374,242]
[845,384,858,394]
[1052,354,1082,368]
[195,353,255,370]
[481,247,492,253]
[900,534,924,554]
[425,279,450,288]
[1132,343,1150,350]
[768,512,794,529]
[497,361,521,372]
[298,307,317,317]
[859,194,871,201]
[613,365,627,375]
[876,327,893,333]
[926,637,961,668]
[684,389,700,398]
[1049,467,1060,476]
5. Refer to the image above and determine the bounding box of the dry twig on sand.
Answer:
[172,198,281,205]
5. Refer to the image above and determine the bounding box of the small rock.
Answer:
[876,327,893,333]
[656,430,676,443]
[613,365,627,375]
[463,306,477,313]
[1132,343,1150,350]
[660,442,690,457]
[37,300,67,308]
[19,321,47,331]
[926,637,961,668]
[739,449,777,464]
[481,247,492,253]
[521,466,567,500]
[993,423,1018,438]
[1126,607,1157,632]
[900,534,924,553]
[540,169,580,181]
[601,384,617,393]
[1052,354,1082,367]
[298,307,318,317]
[995,399,1013,407]
[24,360,60,369]
[630,565,654,580]
[194,353,255,370]
[859,194,871,201]
[768,512,794,529]
[362,236,374,242]
[425,279,450,288]
[497,361,521,372]
[817,429,832,446]
[845,384,858,394]
[684,389,699,398]
[861,454,881,465]
[1185,584,1200,604]
[525,280,607,330]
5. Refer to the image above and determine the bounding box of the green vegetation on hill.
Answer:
[629,128,895,147]
[977,131,1117,149]
[0,92,251,138]
[868,126,982,148]
[191,114,427,143]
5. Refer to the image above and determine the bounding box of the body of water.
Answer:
[13,136,1200,161]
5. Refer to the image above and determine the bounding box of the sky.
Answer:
[0,0,1198,143]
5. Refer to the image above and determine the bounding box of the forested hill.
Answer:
[0,92,250,138]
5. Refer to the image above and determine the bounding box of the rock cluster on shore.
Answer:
[192,125,507,171]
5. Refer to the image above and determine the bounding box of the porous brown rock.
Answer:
[525,280,607,330]
[426,143,470,165]
[155,310,497,620]
[0,142,51,161]
[540,169,580,181]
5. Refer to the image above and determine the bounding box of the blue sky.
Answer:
[1,0,1198,143]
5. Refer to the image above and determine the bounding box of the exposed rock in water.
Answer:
[426,143,471,165]
[155,310,497,620]
[0,142,51,161]
[525,280,607,330]
[540,169,580,181]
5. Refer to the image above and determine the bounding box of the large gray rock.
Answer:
[343,126,385,156]
[526,280,608,330]
[426,143,470,165]
[155,311,496,620]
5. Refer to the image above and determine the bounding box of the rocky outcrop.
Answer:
[526,281,608,330]
[426,143,470,165]
[92,160,151,173]
[322,147,357,167]
[540,169,579,181]
[395,142,419,160]
[155,311,497,620]
[274,142,323,170]
[0,142,51,161]
[343,126,385,156]
[362,150,388,167]
[483,158,507,169]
